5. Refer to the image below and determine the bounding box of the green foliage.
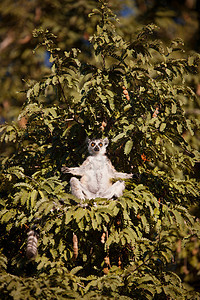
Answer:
[0,1,200,299]
[0,0,131,124]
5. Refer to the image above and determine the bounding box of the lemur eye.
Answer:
[91,143,95,147]
[99,143,103,147]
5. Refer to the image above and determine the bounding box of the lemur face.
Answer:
[88,138,109,155]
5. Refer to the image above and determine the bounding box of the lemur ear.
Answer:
[103,137,109,147]
[85,137,91,145]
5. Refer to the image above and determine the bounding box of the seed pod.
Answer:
[123,89,129,95]
[26,230,38,260]
[118,256,122,268]
[153,107,159,118]
[104,256,110,265]
[103,255,111,274]
[73,233,78,260]
[126,95,130,101]
[100,121,107,131]
[101,232,106,243]
[122,86,130,100]
[103,267,109,274]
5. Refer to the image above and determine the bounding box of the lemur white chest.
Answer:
[81,155,111,193]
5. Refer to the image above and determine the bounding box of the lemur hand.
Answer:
[61,166,71,173]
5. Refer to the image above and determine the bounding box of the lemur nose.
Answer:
[94,146,99,151]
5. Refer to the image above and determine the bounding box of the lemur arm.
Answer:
[61,157,91,176]
[107,159,132,179]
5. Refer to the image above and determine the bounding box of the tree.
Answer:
[134,0,199,46]
[0,1,200,298]
[0,0,132,124]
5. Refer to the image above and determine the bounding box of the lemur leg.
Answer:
[102,180,125,199]
[70,177,95,200]
[70,177,85,200]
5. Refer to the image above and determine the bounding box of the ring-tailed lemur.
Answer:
[61,138,132,200]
